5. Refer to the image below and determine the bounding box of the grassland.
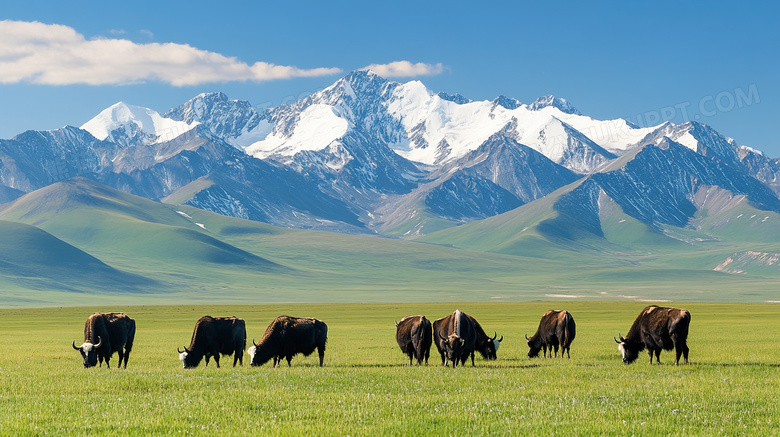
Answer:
[1,302,778,435]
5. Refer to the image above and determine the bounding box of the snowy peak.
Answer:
[528,95,581,115]
[492,95,522,110]
[636,121,740,164]
[164,92,271,148]
[81,102,197,146]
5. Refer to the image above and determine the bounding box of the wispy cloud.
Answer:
[0,20,342,86]
[361,61,445,78]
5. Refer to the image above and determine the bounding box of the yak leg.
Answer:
[104,355,110,369]
[675,341,690,365]
[233,353,240,368]
[213,354,220,368]
[318,344,326,367]
[565,346,571,359]
[286,355,293,367]
[424,347,430,365]
[648,349,654,364]
[117,350,124,369]
[553,344,560,358]
[470,351,476,367]
[655,349,662,364]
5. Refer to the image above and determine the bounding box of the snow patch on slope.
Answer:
[246,104,350,159]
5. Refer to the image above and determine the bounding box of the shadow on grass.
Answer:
[694,362,780,368]
[340,363,543,369]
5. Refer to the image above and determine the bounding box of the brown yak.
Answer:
[614,305,691,365]
[526,310,576,359]
[395,315,433,365]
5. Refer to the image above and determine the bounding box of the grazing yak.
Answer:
[395,315,433,366]
[72,312,136,369]
[433,310,477,367]
[248,316,328,367]
[468,314,502,363]
[526,310,576,359]
[614,305,691,365]
[178,316,246,368]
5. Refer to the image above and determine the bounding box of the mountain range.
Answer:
[2,70,780,304]
[4,70,779,238]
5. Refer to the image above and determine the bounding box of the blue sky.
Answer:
[2,1,778,155]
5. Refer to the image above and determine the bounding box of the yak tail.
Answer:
[562,311,573,348]
[125,319,137,353]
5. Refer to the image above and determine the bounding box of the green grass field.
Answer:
[1,302,778,435]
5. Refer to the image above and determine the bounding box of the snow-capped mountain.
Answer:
[235,70,655,175]
[163,92,272,149]
[1,70,779,239]
[81,102,198,147]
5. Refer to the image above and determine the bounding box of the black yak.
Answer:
[248,316,328,367]
[72,312,135,369]
[178,316,246,368]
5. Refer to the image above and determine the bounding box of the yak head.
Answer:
[525,333,543,358]
[247,340,261,366]
[482,332,503,360]
[247,339,273,367]
[614,334,639,364]
[177,346,200,369]
[445,334,465,364]
[72,336,102,368]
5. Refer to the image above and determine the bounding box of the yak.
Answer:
[248,316,328,367]
[395,315,433,366]
[432,310,477,368]
[72,312,135,369]
[614,305,691,365]
[468,314,502,363]
[178,316,246,368]
[526,310,576,359]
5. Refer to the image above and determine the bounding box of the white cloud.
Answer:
[0,20,342,86]
[360,61,445,78]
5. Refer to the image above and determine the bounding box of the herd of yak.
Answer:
[71,305,692,369]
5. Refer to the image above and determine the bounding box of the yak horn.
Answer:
[525,334,529,341]
[252,338,259,347]
[177,347,186,354]
[498,335,503,342]
[72,340,81,350]
[93,336,103,349]
[394,321,399,327]
[491,331,497,341]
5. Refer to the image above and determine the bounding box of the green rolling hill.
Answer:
[1,177,779,307]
